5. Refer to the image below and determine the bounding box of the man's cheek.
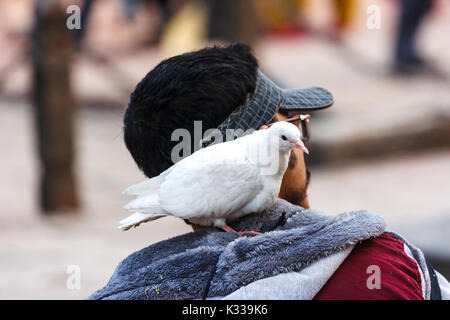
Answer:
[278,149,309,207]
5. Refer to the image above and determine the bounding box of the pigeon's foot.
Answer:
[221,225,261,237]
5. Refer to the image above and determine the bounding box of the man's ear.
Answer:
[259,112,282,130]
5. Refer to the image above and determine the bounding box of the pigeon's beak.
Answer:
[293,140,309,154]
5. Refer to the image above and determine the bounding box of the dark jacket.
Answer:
[89,199,449,300]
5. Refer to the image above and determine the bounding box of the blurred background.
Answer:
[0,0,449,299]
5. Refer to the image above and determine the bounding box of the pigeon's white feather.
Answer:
[123,193,160,212]
[122,170,170,195]
[119,122,302,230]
[159,161,264,220]
[118,212,166,231]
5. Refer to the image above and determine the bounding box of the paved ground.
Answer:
[1,0,450,299]
[1,101,449,299]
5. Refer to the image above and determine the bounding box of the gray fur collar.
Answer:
[89,199,386,300]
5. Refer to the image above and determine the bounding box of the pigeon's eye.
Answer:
[281,135,287,141]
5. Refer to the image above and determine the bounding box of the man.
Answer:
[393,0,434,75]
[90,43,449,300]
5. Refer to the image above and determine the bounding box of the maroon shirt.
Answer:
[314,233,424,300]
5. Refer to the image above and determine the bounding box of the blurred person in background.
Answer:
[120,0,174,44]
[331,0,355,31]
[253,0,355,41]
[329,0,355,40]
[393,0,434,75]
[73,0,175,47]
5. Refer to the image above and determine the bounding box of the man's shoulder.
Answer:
[89,202,389,300]
[315,232,427,300]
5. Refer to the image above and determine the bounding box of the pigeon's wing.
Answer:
[122,165,174,195]
[158,155,264,220]
[122,130,264,196]
[121,138,239,196]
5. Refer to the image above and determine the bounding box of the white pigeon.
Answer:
[118,121,309,233]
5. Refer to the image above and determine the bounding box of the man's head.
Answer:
[124,43,333,210]
[124,43,258,178]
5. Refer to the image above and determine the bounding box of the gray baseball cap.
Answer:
[201,71,334,147]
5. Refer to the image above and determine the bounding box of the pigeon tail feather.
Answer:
[123,193,160,212]
[118,212,167,231]
[122,174,166,195]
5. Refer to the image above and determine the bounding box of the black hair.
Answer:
[123,43,259,178]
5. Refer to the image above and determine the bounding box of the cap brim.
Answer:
[282,86,334,111]
[201,71,334,148]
